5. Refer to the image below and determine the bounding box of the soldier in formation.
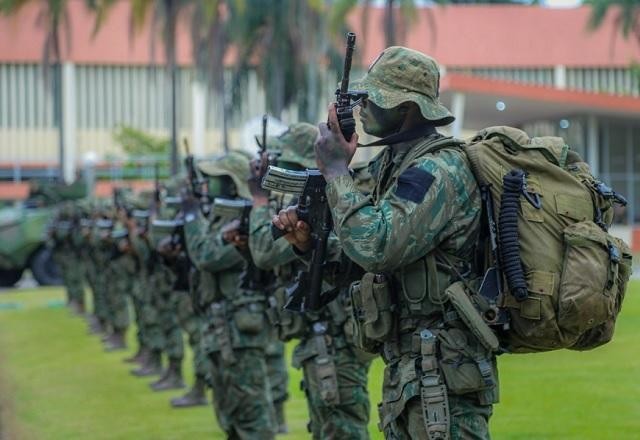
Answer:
[46,41,538,440]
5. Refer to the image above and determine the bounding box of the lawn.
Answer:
[0,283,638,439]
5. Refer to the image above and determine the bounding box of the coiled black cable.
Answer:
[499,170,529,301]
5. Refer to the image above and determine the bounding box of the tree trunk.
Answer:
[166,0,179,176]
[385,0,396,47]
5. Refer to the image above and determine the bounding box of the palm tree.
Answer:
[229,0,347,122]
[0,0,72,181]
[587,0,640,44]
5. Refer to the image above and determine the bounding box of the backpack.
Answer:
[455,126,632,354]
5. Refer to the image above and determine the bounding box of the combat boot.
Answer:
[150,358,185,391]
[87,315,103,335]
[104,329,127,351]
[170,375,208,408]
[275,400,289,434]
[131,350,163,377]
[123,345,148,364]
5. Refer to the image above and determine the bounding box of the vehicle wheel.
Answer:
[0,268,24,287]
[30,247,62,286]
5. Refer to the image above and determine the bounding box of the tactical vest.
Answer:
[349,135,478,353]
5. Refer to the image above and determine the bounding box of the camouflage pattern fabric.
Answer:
[350,46,453,127]
[265,338,289,408]
[381,395,492,440]
[90,229,113,325]
[250,203,372,439]
[297,338,371,440]
[175,291,209,378]
[197,150,253,200]
[324,47,499,438]
[185,211,275,438]
[269,122,319,169]
[326,135,498,438]
[105,255,132,331]
[208,348,276,439]
[149,264,183,361]
[130,236,164,352]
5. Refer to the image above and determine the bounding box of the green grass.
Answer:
[0,284,638,439]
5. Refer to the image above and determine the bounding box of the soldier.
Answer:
[249,123,372,439]
[184,151,277,439]
[144,197,187,391]
[275,47,498,439]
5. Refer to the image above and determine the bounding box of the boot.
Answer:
[87,315,103,335]
[123,345,148,364]
[69,300,83,315]
[105,329,127,351]
[150,358,185,391]
[131,350,163,377]
[275,400,288,434]
[170,375,208,408]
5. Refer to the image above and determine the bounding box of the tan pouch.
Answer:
[438,328,497,397]
[350,273,394,352]
[445,281,500,352]
[560,222,632,349]
[232,298,266,335]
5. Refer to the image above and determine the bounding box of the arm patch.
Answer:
[394,166,435,203]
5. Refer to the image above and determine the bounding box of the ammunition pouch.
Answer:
[265,286,307,341]
[231,293,267,335]
[209,301,236,365]
[294,322,340,406]
[349,272,394,353]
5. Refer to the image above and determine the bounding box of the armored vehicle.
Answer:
[0,204,61,287]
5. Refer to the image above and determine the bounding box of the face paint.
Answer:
[207,176,237,198]
[359,100,405,138]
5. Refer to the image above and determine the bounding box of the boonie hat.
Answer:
[270,123,318,169]
[197,150,252,199]
[351,46,454,126]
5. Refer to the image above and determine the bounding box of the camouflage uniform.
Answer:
[91,221,114,330]
[129,234,165,375]
[250,124,372,439]
[324,47,499,439]
[185,151,276,439]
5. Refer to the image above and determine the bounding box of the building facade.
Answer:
[0,3,639,226]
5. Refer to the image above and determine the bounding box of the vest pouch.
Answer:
[560,222,632,350]
[437,328,498,398]
[349,273,394,353]
[269,286,307,341]
[232,296,266,335]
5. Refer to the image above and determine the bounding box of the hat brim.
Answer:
[351,76,454,127]
[196,161,252,200]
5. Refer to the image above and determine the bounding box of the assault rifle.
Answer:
[335,32,367,142]
[212,197,273,291]
[183,138,212,215]
[212,197,252,234]
[132,209,151,236]
[261,166,331,312]
[151,218,190,290]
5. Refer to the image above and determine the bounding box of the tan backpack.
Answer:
[455,126,632,353]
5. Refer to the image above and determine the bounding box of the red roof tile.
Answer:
[0,2,638,68]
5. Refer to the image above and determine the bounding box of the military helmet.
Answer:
[269,122,318,170]
[351,46,454,127]
[197,150,252,199]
